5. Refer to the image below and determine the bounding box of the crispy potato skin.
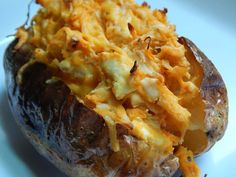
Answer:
[4,40,109,176]
[179,37,228,154]
[4,40,179,177]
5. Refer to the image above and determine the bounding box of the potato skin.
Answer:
[4,40,179,177]
[179,37,228,154]
[4,40,108,176]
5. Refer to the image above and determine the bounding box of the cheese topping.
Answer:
[17,1,203,174]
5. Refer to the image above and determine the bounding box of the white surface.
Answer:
[0,0,235,177]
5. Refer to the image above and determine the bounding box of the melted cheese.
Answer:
[18,1,201,172]
[176,146,201,177]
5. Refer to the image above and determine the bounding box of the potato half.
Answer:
[4,36,228,177]
[3,0,228,177]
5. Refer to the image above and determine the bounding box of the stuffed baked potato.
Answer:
[4,0,228,177]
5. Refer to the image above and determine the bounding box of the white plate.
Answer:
[0,0,235,177]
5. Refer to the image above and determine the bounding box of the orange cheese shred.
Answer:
[175,146,201,177]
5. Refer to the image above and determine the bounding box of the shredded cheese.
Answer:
[176,146,201,177]
[15,27,28,49]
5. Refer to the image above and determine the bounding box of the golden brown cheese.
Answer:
[176,146,201,177]
[17,1,203,176]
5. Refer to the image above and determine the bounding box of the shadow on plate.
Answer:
[0,90,67,177]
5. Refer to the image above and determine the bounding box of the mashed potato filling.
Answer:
[17,0,204,176]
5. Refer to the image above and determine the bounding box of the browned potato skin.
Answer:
[3,37,228,177]
[179,37,228,155]
[4,40,179,177]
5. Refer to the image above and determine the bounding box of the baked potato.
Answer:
[3,0,228,177]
